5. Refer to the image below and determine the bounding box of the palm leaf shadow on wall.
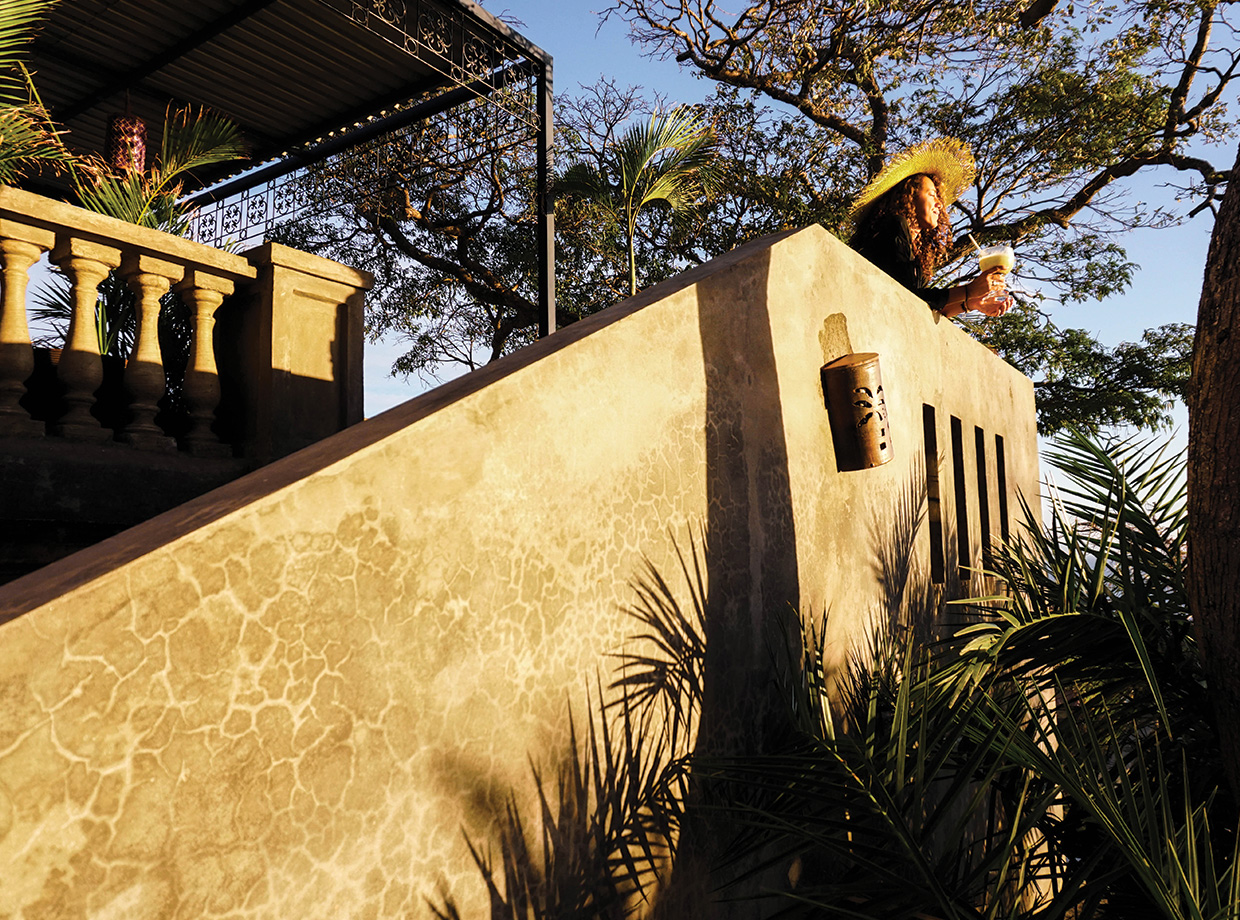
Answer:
[429,531,709,920]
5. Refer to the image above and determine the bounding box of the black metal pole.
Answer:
[537,61,555,338]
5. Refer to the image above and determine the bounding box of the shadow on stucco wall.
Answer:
[869,465,927,635]
[647,246,803,917]
[420,483,959,917]
[695,245,800,757]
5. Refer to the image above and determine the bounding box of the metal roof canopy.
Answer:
[29,0,556,335]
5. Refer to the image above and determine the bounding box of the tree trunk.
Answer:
[1187,143,1240,799]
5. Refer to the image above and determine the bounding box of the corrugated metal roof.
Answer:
[27,0,549,193]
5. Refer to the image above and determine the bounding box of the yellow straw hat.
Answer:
[847,137,976,230]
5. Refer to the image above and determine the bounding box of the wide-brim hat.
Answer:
[847,137,976,230]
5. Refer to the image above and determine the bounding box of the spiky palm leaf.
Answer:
[707,433,1232,920]
[942,430,1204,746]
[704,627,1083,920]
[0,84,76,182]
[614,108,720,215]
[0,0,77,184]
[964,676,1240,920]
[0,0,57,105]
[30,270,135,356]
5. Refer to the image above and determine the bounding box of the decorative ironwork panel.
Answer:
[188,68,541,251]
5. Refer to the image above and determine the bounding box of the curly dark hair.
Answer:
[849,174,952,285]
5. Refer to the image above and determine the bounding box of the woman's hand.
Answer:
[966,267,1011,316]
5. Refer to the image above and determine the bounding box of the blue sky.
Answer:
[366,1,1217,441]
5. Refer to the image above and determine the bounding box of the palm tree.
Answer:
[31,104,246,368]
[560,107,719,297]
[28,105,245,434]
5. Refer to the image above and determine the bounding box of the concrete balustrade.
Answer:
[0,220,54,436]
[0,186,372,460]
[175,269,235,457]
[49,237,122,441]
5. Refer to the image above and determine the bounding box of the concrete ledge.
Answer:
[242,241,375,288]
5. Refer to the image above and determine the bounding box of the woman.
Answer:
[848,138,1010,318]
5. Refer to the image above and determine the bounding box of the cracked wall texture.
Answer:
[0,226,1039,919]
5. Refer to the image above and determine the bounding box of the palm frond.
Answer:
[705,432,1230,920]
[0,103,73,181]
[158,104,247,178]
[558,105,718,295]
[74,104,246,234]
[942,429,1198,732]
[619,108,718,211]
[703,635,1080,919]
[966,679,1238,920]
[0,0,56,106]
[0,63,76,182]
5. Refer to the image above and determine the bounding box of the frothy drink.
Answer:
[979,244,1015,273]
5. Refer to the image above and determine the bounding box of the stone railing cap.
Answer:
[0,185,256,282]
[243,241,375,290]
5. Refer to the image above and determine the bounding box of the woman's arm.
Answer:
[938,268,1009,317]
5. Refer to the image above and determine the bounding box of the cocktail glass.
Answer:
[978,244,1015,274]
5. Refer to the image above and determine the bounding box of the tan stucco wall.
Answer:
[0,226,1038,919]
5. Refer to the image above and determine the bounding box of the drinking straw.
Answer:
[968,233,982,252]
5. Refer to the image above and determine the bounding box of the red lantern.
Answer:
[106,113,147,174]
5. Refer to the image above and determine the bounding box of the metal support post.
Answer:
[537,61,555,338]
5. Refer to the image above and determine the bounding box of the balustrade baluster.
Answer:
[174,270,234,455]
[49,238,122,441]
[0,221,55,436]
[117,254,183,451]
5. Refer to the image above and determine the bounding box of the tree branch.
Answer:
[375,215,538,327]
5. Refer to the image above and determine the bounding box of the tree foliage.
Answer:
[602,0,1235,240]
[594,0,1238,431]
[270,89,549,378]
[276,82,809,381]
[279,0,1236,430]
[970,314,1194,433]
